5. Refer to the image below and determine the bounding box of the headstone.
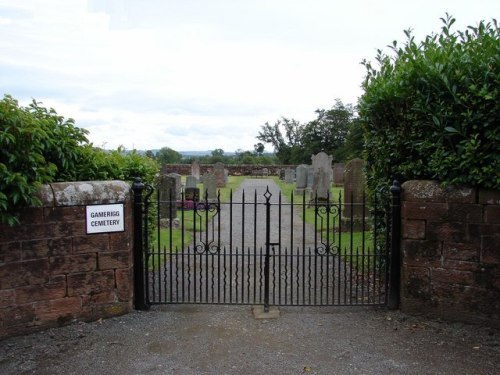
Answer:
[167,173,182,200]
[284,168,294,184]
[202,173,217,201]
[224,169,229,185]
[158,174,177,221]
[185,175,197,189]
[214,162,226,187]
[185,187,200,202]
[279,169,286,180]
[311,152,333,200]
[191,160,201,182]
[333,163,345,186]
[295,165,308,189]
[306,166,314,188]
[262,168,269,177]
[343,158,366,218]
[311,152,332,173]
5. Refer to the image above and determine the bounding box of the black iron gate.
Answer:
[132,178,401,311]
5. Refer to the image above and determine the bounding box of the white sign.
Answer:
[86,204,125,234]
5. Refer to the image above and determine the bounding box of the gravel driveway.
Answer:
[0,305,499,374]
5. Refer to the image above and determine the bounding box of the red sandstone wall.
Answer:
[160,164,297,176]
[0,181,133,339]
[400,180,500,327]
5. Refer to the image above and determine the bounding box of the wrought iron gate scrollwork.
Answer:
[193,197,221,255]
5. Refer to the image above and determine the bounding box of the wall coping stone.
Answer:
[40,180,130,207]
[402,180,476,203]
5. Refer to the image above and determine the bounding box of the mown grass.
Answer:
[272,176,378,268]
[148,176,246,268]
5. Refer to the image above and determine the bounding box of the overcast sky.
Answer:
[1,1,498,152]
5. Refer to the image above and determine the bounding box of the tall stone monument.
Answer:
[191,160,201,182]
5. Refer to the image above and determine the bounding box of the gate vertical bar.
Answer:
[388,180,402,309]
[264,187,272,312]
[132,177,148,310]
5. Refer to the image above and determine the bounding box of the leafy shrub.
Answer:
[0,95,159,225]
[359,15,500,194]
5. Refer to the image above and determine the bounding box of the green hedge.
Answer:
[0,95,158,225]
[359,15,500,194]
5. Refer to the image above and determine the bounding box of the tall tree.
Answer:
[156,147,182,164]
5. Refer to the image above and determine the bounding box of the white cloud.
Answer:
[1,0,499,151]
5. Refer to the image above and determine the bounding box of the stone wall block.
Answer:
[67,271,116,297]
[73,235,109,253]
[426,222,467,243]
[402,240,442,267]
[49,254,97,275]
[44,206,86,222]
[0,259,50,289]
[402,220,426,239]
[0,242,21,263]
[448,204,483,223]
[98,251,131,270]
[402,202,448,221]
[442,242,480,262]
[432,268,475,285]
[484,205,500,224]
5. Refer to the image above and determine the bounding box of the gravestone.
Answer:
[185,187,200,202]
[167,173,182,200]
[306,166,314,189]
[284,168,294,184]
[185,175,197,189]
[158,174,177,221]
[333,163,345,186]
[262,168,269,177]
[344,158,366,218]
[311,152,333,200]
[202,172,217,201]
[279,169,286,180]
[191,160,201,182]
[214,162,226,188]
[295,165,308,189]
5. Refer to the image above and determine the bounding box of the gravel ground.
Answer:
[0,305,499,374]
[2,179,498,374]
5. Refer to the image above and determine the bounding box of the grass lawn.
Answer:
[149,175,247,268]
[149,175,381,270]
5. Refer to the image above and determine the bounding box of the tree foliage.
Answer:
[0,95,159,225]
[359,15,500,193]
[156,146,182,165]
[256,100,362,164]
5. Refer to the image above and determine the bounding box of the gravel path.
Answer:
[0,305,499,374]
[1,179,499,374]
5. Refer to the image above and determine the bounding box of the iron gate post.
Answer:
[388,180,402,309]
[264,187,272,312]
[132,177,148,310]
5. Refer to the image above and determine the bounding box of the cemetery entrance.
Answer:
[132,177,401,311]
